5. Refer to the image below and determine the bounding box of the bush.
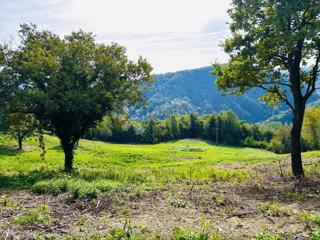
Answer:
[243,137,268,149]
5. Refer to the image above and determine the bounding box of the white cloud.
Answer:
[0,0,231,73]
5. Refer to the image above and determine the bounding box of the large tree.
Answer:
[4,24,153,172]
[213,0,320,176]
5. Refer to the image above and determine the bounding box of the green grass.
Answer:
[0,134,314,198]
[0,135,281,172]
[11,204,52,225]
[259,202,293,217]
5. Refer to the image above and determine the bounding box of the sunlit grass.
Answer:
[1,134,317,198]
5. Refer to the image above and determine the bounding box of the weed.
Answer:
[279,191,304,202]
[211,192,225,206]
[32,178,68,195]
[298,212,320,226]
[172,227,226,240]
[254,232,287,240]
[0,195,17,207]
[31,178,119,198]
[310,230,320,240]
[250,182,265,193]
[170,198,188,208]
[12,204,52,225]
[259,202,292,217]
[233,217,243,228]
[224,207,239,216]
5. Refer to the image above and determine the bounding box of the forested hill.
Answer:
[127,67,261,122]
[130,66,320,123]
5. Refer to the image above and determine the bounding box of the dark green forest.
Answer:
[87,108,320,154]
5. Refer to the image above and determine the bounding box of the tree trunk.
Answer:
[18,134,23,150]
[61,141,74,172]
[291,103,305,177]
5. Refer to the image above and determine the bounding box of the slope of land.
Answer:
[130,67,320,123]
[0,135,320,239]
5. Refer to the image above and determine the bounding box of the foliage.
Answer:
[253,232,290,240]
[88,111,275,149]
[298,212,320,226]
[2,24,153,171]
[172,229,225,240]
[310,230,320,240]
[11,204,52,225]
[267,124,292,154]
[213,0,320,176]
[4,112,37,149]
[213,0,320,108]
[303,107,320,150]
[259,202,292,217]
[143,119,159,144]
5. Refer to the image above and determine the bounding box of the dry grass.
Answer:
[1,158,320,239]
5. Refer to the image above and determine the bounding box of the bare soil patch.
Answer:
[1,160,320,239]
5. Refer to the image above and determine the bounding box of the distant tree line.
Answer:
[86,111,272,147]
[86,108,320,153]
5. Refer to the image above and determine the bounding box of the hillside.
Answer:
[130,66,320,123]
[0,135,280,175]
[1,135,320,238]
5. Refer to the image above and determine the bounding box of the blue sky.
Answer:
[1,0,231,73]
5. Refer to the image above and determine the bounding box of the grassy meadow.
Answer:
[0,134,283,194]
[1,135,320,239]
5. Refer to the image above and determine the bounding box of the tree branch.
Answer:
[257,84,294,112]
[304,48,320,102]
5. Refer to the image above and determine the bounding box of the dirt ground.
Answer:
[1,160,320,239]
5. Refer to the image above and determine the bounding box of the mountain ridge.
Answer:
[130,66,320,123]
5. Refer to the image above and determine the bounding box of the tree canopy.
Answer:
[213,0,320,177]
[3,24,154,171]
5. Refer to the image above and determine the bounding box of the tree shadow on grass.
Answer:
[0,170,59,189]
[0,145,21,156]
[49,144,90,152]
[167,138,250,150]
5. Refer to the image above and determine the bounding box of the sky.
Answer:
[0,0,231,73]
